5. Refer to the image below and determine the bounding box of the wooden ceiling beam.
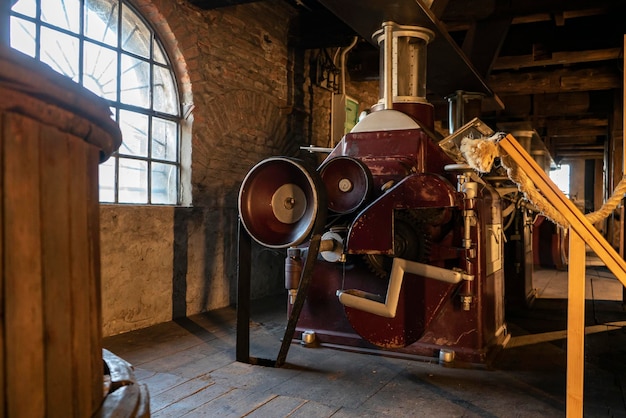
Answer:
[493,92,614,121]
[488,66,621,94]
[540,117,608,129]
[547,125,607,137]
[492,48,622,70]
[549,136,602,145]
[554,151,605,159]
[443,4,613,31]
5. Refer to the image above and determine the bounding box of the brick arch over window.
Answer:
[132,0,193,107]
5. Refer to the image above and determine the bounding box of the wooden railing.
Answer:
[498,134,626,418]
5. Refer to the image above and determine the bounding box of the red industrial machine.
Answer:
[237,22,509,367]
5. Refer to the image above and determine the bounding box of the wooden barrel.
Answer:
[0,46,121,417]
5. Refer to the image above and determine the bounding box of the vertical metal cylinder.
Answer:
[373,22,434,109]
[285,248,303,304]
[383,22,393,109]
[446,90,485,134]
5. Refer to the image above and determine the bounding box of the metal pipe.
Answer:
[459,174,478,310]
[329,38,358,147]
[341,36,359,96]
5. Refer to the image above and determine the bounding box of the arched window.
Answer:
[10,0,182,205]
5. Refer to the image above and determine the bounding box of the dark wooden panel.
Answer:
[40,124,74,417]
[68,135,95,417]
[86,142,104,412]
[3,113,45,416]
[461,17,512,76]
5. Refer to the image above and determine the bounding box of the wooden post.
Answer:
[498,134,626,417]
[566,230,586,417]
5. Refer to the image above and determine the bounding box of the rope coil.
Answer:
[459,134,626,229]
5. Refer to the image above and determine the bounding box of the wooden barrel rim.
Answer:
[0,45,122,160]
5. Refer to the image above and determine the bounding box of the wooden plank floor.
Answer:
[103,268,626,417]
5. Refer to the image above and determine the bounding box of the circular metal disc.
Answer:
[270,183,307,224]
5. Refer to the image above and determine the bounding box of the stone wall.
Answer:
[101,0,300,336]
[100,0,381,337]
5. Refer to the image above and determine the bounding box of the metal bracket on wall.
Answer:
[312,49,340,93]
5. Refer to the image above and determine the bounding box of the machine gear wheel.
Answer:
[364,210,429,278]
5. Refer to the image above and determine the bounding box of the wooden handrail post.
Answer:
[566,230,586,417]
[498,134,626,417]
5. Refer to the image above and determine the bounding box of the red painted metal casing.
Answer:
[288,104,507,365]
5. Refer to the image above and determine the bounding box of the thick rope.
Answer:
[459,135,626,229]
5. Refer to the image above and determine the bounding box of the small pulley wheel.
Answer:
[319,156,373,214]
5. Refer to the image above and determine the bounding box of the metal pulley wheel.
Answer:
[238,157,326,248]
[319,156,373,214]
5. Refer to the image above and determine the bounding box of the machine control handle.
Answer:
[337,258,473,318]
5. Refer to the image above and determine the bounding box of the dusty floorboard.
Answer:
[104,272,626,417]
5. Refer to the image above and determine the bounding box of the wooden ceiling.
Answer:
[440,0,626,164]
[189,0,626,163]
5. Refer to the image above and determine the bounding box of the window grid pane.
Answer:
[119,157,148,203]
[153,64,179,115]
[10,16,37,57]
[11,0,37,18]
[151,162,178,204]
[41,0,81,34]
[152,117,178,162]
[120,2,151,59]
[83,40,118,100]
[84,0,118,46]
[99,158,116,202]
[120,53,151,108]
[40,27,80,82]
[11,0,182,205]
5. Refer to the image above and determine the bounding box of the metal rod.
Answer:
[383,22,393,110]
